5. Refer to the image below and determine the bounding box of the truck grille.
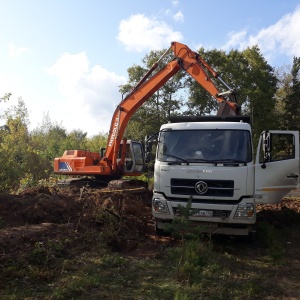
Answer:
[170,178,234,197]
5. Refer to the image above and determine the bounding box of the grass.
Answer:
[1,195,300,300]
[1,223,297,300]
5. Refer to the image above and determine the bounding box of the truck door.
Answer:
[255,131,299,204]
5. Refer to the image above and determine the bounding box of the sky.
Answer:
[1,0,300,137]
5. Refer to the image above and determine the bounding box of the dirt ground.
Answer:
[0,185,299,254]
[0,185,300,299]
[0,185,155,255]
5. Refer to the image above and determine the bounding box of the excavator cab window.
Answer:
[118,141,145,173]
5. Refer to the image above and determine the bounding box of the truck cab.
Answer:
[152,116,299,236]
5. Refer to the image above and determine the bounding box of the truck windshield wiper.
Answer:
[213,159,248,164]
[188,158,216,164]
[163,153,189,164]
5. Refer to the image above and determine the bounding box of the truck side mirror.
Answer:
[145,142,152,154]
[144,133,158,163]
[145,152,155,164]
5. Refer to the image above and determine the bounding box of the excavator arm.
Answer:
[105,59,181,172]
[171,42,239,115]
[104,41,239,171]
[54,41,240,179]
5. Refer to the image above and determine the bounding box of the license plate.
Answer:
[192,209,213,217]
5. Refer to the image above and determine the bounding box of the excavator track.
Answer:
[58,177,149,190]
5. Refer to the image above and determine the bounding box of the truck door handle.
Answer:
[286,173,299,179]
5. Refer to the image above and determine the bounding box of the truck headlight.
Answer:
[234,203,255,218]
[152,198,170,214]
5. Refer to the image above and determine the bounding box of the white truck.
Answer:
[152,115,299,235]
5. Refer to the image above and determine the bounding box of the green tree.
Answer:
[0,98,37,191]
[86,132,108,152]
[64,129,88,150]
[32,113,91,178]
[274,64,293,129]
[31,113,69,176]
[242,46,278,143]
[278,57,300,130]
[0,102,73,191]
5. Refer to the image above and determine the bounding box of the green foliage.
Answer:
[100,254,128,268]
[0,98,34,191]
[164,197,214,283]
[31,112,84,163]
[165,197,204,241]
[256,221,284,262]
[93,207,120,237]
[28,240,64,266]
[168,239,210,283]
[174,292,191,300]
[122,173,153,189]
[242,46,279,144]
[85,132,108,152]
[276,57,300,131]
[0,104,109,192]
[15,174,57,194]
[17,173,36,192]
[0,92,12,102]
[1,208,297,299]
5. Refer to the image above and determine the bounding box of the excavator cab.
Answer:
[117,140,145,175]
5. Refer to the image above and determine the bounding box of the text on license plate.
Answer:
[192,210,213,217]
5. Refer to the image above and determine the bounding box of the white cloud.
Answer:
[47,52,89,99]
[250,7,300,57]
[222,30,247,51]
[8,43,29,58]
[163,8,171,17]
[172,0,179,7]
[173,10,184,22]
[117,14,183,52]
[46,53,126,135]
[222,6,300,63]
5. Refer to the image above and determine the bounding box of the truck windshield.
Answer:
[157,129,252,163]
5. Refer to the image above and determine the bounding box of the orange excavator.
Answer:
[53,41,240,185]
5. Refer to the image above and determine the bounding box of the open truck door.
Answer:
[255,131,299,204]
